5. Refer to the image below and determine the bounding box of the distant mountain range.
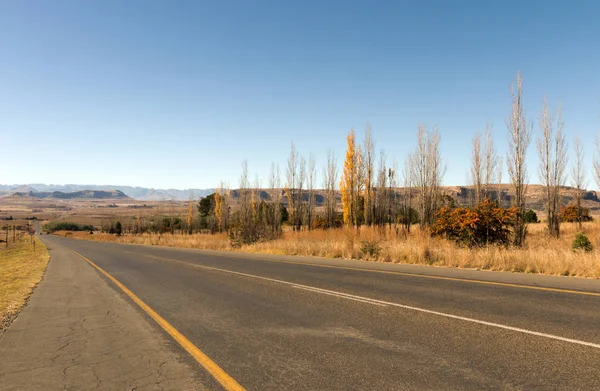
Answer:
[0,184,214,201]
[9,190,130,200]
[2,184,599,211]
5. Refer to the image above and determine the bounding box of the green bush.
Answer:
[360,240,381,258]
[523,209,539,224]
[228,212,279,248]
[572,232,593,252]
[44,221,94,233]
[115,221,123,236]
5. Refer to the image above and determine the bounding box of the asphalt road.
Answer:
[30,236,600,389]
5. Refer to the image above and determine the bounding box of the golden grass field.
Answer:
[0,235,49,330]
[54,221,600,279]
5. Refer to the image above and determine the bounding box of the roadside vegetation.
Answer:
[50,72,600,278]
[0,232,49,330]
[53,221,600,278]
[44,221,94,233]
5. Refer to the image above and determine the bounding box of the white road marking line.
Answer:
[292,285,388,307]
[126,251,600,350]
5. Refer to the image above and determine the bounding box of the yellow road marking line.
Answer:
[124,251,600,349]
[68,248,246,391]
[126,250,600,297]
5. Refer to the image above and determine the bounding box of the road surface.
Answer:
[4,235,600,390]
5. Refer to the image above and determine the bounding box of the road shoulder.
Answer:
[0,238,206,391]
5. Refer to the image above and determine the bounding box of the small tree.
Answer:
[572,232,593,252]
[114,221,123,236]
[523,209,539,224]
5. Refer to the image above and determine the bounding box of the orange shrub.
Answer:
[431,199,517,247]
[560,204,593,223]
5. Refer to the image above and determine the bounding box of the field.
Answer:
[0,193,186,230]
[54,220,600,278]
[0,233,49,330]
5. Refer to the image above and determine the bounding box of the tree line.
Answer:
[194,72,598,247]
[109,72,597,248]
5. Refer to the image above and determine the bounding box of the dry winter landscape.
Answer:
[2,1,600,390]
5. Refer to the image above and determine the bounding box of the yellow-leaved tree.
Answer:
[340,129,356,226]
[186,193,194,234]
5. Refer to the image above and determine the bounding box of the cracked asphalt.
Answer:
[0,239,209,391]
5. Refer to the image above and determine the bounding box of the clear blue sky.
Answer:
[1,0,599,189]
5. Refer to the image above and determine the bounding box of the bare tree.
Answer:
[537,99,567,238]
[571,137,586,230]
[323,150,338,228]
[363,124,375,225]
[252,174,261,223]
[496,157,504,207]
[401,153,415,232]
[414,125,444,228]
[355,145,366,227]
[285,142,299,230]
[483,122,499,200]
[306,154,316,230]
[220,181,230,232]
[470,132,483,205]
[297,155,306,230]
[374,150,387,227]
[507,72,531,246]
[239,159,251,222]
[594,135,600,191]
[269,162,282,234]
[389,159,399,231]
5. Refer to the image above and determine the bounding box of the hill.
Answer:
[0,184,214,200]
[221,185,600,214]
[5,190,131,200]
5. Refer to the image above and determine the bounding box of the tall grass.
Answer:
[54,221,600,278]
[1,236,50,329]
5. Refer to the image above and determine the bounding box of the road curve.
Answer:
[39,236,600,389]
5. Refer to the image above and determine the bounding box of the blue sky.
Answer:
[1,0,599,189]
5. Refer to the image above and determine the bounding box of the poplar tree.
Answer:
[571,137,586,230]
[537,99,567,238]
[340,129,357,226]
[507,71,531,247]
[186,192,194,234]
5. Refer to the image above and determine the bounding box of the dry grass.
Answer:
[0,236,50,330]
[55,221,600,278]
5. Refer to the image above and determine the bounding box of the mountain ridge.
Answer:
[6,190,130,200]
[0,184,215,201]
